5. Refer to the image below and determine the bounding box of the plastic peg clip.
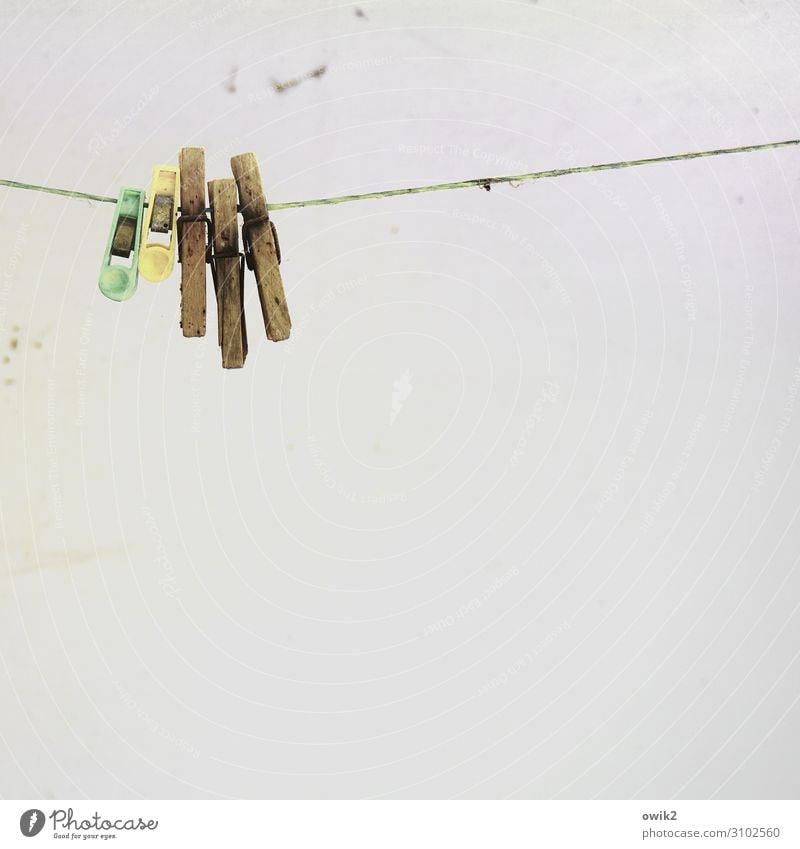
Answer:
[139,164,179,282]
[99,186,145,301]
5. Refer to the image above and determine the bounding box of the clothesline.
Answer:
[1,138,798,213]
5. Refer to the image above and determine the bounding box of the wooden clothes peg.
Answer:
[208,178,247,369]
[230,152,291,342]
[177,148,209,337]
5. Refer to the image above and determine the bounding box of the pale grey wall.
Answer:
[0,0,798,799]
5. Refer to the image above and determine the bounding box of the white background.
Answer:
[3,800,799,847]
[0,0,799,799]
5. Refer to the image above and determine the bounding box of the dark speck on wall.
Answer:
[9,338,18,349]
[272,65,327,94]
[272,77,299,94]
[225,65,238,93]
[354,6,366,17]
[736,195,745,205]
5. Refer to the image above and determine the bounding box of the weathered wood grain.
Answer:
[178,147,207,338]
[208,178,247,368]
[230,152,291,342]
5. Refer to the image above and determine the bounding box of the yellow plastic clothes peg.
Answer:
[139,164,179,282]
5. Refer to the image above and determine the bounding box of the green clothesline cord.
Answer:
[1,138,799,212]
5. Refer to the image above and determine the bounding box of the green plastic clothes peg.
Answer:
[99,187,145,301]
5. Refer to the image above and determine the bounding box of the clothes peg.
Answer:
[177,148,209,337]
[230,153,291,341]
[98,186,145,301]
[208,178,247,368]
[139,164,179,282]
